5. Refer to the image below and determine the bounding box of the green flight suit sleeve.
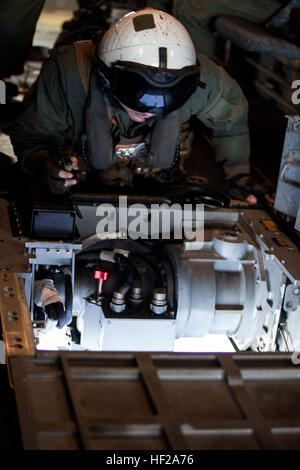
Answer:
[11,45,84,173]
[182,54,250,172]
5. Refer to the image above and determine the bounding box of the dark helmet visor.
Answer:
[107,61,200,114]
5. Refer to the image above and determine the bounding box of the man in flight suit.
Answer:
[11,8,254,200]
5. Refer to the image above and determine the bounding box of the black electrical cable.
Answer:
[56,269,73,329]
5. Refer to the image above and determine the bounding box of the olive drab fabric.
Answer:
[11,40,250,176]
[148,0,282,58]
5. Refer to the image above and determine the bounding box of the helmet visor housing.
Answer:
[105,61,200,115]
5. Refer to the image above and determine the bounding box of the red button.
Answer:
[93,270,109,281]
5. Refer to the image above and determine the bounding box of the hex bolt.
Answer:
[150,288,168,315]
[293,288,300,296]
[131,283,142,297]
[114,291,124,300]
[153,288,167,302]
[110,286,127,313]
[129,283,143,303]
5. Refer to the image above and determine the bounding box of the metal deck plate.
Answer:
[9,351,300,450]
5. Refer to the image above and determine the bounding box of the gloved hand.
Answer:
[22,149,79,194]
[226,173,275,204]
[44,302,72,329]
[35,278,72,329]
[45,155,79,194]
[44,302,69,329]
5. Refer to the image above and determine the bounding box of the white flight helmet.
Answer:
[96,8,200,114]
[98,8,197,68]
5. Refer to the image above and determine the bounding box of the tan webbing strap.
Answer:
[74,40,96,95]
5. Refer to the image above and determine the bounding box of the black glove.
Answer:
[44,302,70,329]
[21,149,77,194]
[45,157,75,194]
